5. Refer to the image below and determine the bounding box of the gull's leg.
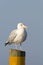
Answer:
[20,43,22,46]
[20,43,22,50]
[15,44,18,49]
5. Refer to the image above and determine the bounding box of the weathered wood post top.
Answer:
[9,49,26,65]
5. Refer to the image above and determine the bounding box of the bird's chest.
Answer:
[15,29,27,43]
[17,29,26,38]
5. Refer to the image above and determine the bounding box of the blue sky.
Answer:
[0,0,43,65]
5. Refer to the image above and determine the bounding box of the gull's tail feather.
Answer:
[5,42,9,46]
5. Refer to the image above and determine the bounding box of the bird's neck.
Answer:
[17,27,22,29]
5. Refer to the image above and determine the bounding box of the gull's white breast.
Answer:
[13,28,27,44]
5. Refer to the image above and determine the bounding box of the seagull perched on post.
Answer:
[5,23,28,49]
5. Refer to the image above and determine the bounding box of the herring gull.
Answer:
[5,23,28,48]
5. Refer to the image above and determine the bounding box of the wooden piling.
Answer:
[9,49,26,65]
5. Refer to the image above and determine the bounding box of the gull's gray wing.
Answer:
[7,29,17,43]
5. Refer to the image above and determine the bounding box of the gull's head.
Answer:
[17,23,28,29]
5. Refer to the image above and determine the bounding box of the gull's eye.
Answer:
[21,24,22,26]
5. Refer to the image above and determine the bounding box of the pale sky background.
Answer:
[0,0,43,65]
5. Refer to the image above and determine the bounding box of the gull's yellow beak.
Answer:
[23,25,28,28]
